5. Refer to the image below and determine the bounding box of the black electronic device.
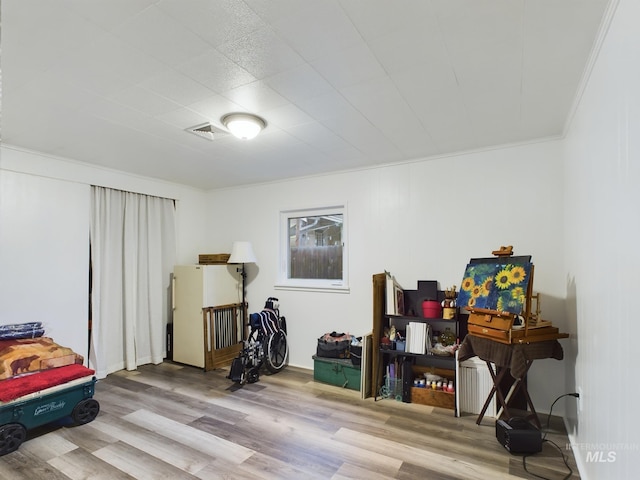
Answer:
[496,418,542,454]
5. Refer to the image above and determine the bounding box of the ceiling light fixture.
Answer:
[221,113,266,140]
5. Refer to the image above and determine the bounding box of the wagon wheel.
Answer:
[71,398,100,425]
[0,423,27,456]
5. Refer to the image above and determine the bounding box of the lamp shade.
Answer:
[221,113,266,140]
[228,241,257,264]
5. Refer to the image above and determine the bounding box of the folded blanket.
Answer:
[0,322,45,340]
[0,337,83,380]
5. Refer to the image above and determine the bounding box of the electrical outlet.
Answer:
[577,387,583,412]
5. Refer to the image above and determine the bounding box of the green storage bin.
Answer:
[313,355,361,391]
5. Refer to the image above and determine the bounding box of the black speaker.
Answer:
[166,323,173,361]
[496,418,542,454]
[402,360,412,402]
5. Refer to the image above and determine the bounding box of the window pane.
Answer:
[288,214,343,280]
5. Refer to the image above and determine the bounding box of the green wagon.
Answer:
[0,375,99,456]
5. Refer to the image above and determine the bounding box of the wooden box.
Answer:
[467,310,567,344]
[198,253,230,264]
[410,365,455,410]
[467,310,517,344]
[313,355,361,391]
[410,387,455,409]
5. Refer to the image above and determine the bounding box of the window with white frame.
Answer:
[277,205,349,292]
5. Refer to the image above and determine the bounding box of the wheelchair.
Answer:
[228,297,288,384]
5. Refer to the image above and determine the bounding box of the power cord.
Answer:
[522,392,579,480]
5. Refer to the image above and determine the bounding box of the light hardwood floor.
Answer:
[0,362,579,479]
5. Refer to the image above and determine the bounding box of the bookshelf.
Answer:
[372,274,468,414]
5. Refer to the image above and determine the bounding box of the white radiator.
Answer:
[458,356,497,417]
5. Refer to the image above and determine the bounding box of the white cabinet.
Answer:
[172,265,239,368]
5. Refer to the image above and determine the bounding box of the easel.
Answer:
[479,357,539,427]
[460,246,568,427]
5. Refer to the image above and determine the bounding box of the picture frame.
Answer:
[395,285,405,316]
[385,272,405,316]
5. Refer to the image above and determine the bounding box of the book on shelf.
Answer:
[406,321,427,354]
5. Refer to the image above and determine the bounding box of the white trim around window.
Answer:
[275,204,349,293]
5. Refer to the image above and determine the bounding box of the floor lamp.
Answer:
[228,241,257,338]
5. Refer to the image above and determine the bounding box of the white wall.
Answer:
[0,145,207,359]
[206,139,568,412]
[0,169,90,357]
[563,0,638,477]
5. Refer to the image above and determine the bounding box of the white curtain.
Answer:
[90,186,176,378]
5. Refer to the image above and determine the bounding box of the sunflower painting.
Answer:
[458,261,532,314]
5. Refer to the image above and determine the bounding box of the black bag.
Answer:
[316,331,352,359]
[350,345,362,366]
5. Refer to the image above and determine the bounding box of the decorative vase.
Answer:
[439,327,455,346]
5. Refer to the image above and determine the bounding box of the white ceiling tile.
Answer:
[311,42,387,89]
[368,25,449,76]
[108,86,182,117]
[248,128,299,151]
[296,91,356,123]
[521,81,577,136]
[340,77,428,150]
[271,1,362,61]
[186,95,245,127]
[82,97,158,133]
[139,69,215,106]
[284,122,351,153]
[157,0,267,48]
[339,0,436,41]
[48,55,133,99]
[463,87,526,145]
[243,0,308,25]
[3,73,99,127]
[392,65,459,105]
[451,45,522,94]
[154,107,211,130]
[403,83,479,153]
[68,0,158,31]
[319,146,369,169]
[433,0,524,59]
[327,109,402,160]
[524,0,609,37]
[1,2,106,78]
[112,5,213,66]
[70,33,169,86]
[178,49,257,93]
[217,27,306,79]
[3,116,75,155]
[264,64,336,104]
[221,81,290,114]
[259,104,315,130]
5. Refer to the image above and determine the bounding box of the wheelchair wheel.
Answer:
[265,330,288,373]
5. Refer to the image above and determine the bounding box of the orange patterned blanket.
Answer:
[0,337,84,381]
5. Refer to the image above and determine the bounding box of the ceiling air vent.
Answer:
[185,122,229,141]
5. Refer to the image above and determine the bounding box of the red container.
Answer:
[422,300,442,318]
